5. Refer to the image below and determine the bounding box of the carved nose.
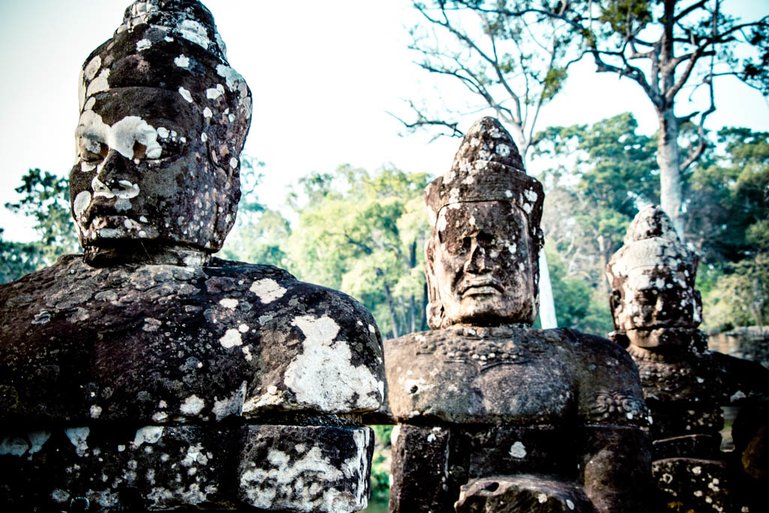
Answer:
[92,150,140,199]
[465,241,490,273]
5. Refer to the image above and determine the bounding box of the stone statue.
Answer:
[385,117,653,513]
[0,2,384,512]
[607,205,769,513]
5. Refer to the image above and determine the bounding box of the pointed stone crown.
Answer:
[79,0,251,156]
[607,205,698,283]
[425,117,544,247]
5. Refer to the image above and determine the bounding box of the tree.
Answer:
[534,113,658,291]
[220,157,292,267]
[407,1,769,234]
[286,165,431,339]
[402,0,580,160]
[1,168,78,283]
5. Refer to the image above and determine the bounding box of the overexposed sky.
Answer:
[1,0,767,242]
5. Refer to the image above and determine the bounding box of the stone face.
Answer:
[72,0,251,258]
[423,117,544,329]
[607,206,769,513]
[387,117,654,513]
[0,256,384,425]
[606,205,702,347]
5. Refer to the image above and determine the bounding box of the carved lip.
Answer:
[459,278,504,296]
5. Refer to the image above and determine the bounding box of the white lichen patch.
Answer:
[133,426,164,447]
[178,19,210,48]
[86,68,110,98]
[174,54,190,68]
[73,191,91,220]
[90,405,103,419]
[28,431,51,455]
[282,315,381,411]
[509,441,527,459]
[84,55,102,81]
[157,127,170,138]
[0,436,29,456]
[136,38,152,51]
[220,328,243,348]
[203,107,213,118]
[212,381,247,420]
[180,395,205,416]
[496,143,511,157]
[206,84,225,100]
[249,278,287,303]
[216,64,245,91]
[64,427,90,456]
[179,86,194,103]
[77,111,162,161]
[219,297,239,309]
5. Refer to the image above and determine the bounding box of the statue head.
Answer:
[606,205,702,348]
[424,117,544,329]
[69,0,251,263]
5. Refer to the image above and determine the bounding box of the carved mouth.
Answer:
[459,278,504,297]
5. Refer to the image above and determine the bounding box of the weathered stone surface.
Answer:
[389,426,455,513]
[455,476,598,513]
[607,206,769,513]
[239,425,373,513]
[0,424,240,511]
[0,256,384,425]
[0,424,373,513]
[387,117,654,513]
[386,325,648,426]
[652,458,735,513]
[71,0,251,257]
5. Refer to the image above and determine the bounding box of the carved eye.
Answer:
[80,138,108,163]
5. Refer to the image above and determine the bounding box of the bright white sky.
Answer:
[1,0,767,242]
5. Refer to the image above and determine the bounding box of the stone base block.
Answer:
[652,457,734,513]
[0,424,373,513]
[455,475,598,513]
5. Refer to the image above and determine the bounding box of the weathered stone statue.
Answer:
[385,117,653,513]
[607,205,769,513]
[0,1,384,512]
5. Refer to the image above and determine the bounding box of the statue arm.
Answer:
[581,424,654,513]
[575,332,656,513]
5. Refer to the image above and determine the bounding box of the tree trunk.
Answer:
[656,108,684,234]
[384,282,400,339]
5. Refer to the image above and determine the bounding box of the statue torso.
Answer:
[385,325,648,428]
[0,255,385,425]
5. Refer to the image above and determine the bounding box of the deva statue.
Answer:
[0,2,384,512]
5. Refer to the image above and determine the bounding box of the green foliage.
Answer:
[369,425,393,507]
[1,169,78,283]
[534,113,658,298]
[546,247,613,336]
[0,229,49,284]
[704,254,769,330]
[286,165,431,339]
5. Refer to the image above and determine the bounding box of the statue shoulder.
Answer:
[556,328,649,427]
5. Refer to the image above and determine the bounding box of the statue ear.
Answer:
[424,240,444,329]
[609,289,623,328]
